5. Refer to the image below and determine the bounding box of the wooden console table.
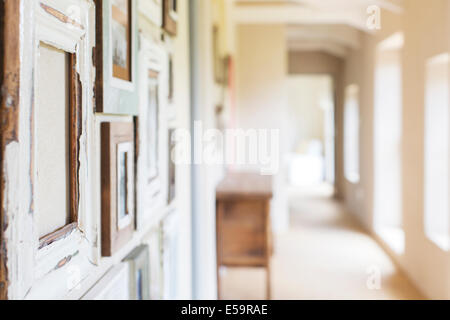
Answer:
[216,172,273,300]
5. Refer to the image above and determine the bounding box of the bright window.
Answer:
[344,84,360,183]
[373,32,404,254]
[424,53,450,250]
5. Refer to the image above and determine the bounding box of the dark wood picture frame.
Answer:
[37,51,82,250]
[163,0,177,36]
[101,122,136,256]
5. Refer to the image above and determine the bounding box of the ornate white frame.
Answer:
[6,0,98,299]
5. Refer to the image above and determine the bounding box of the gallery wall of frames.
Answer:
[0,0,183,300]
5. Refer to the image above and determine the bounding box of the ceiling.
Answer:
[232,0,404,58]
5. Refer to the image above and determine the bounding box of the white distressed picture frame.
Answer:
[137,34,170,230]
[6,0,98,300]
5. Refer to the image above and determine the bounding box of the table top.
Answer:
[216,171,273,200]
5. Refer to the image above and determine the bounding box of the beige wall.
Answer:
[342,1,450,299]
[287,75,332,153]
[235,24,290,232]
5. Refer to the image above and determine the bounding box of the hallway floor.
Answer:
[220,186,424,300]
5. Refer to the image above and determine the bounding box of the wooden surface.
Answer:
[216,172,273,200]
[216,172,273,300]
[101,122,135,256]
[0,0,21,300]
[93,0,104,112]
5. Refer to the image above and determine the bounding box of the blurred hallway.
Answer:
[220,187,423,300]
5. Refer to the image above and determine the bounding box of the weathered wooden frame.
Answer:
[0,0,21,300]
[0,0,98,300]
[94,0,139,115]
[101,121,136,256]
[162,0,178,36]
[137,35,169,230]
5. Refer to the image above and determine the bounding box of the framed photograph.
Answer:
[163,0,178,36]
[116,141,134,230]
[83,263,131,300]
[111,0,132,81]
[94,0,139,114]
[101,122,136,256]
[138,0,163,27]
[123,245,150,300]
[168,128,176,205]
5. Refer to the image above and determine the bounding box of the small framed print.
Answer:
[123,245,150,300]
[94,0,139,115]
[138,0,163,27]
[163,0,178,36]
[101,122,136,256]
[111,0,132,82]
[116,142,134,230]
[83,263,131,300]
